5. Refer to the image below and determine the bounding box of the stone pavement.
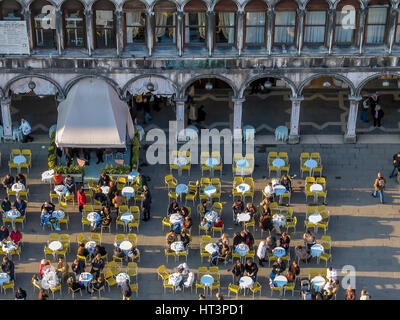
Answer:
[0,138,400,300]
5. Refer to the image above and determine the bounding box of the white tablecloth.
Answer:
[85,241,97,254]
[204,211,218,223]
[121,186,135,199]
[204,243,219,255]
[308,213,322,225]
[48,241,62,252]
[0,273,10,285]
[168,273,182,286]
[273,275,288,288]
[170,241,185,253]
[79,272,93,286]
[4,209,20,220]
[100,186,110,194]
[272,214,286,227]
[236,183,250,194]
[237,213,251,222]
[173,157,187,166]
[203,186,216,197]
[272,158,285,168]
[169,213,183,225]
[310,244,324,257]
[120,241,133,251]
[116,273,130,286]
[239,276,253,289]
[310,184,323,193]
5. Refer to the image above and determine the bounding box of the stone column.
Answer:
[327,8,336,54]
[84,8,93,56]
[207,10,214,57]
[23,8,33,54]
[232,97,245,131]
[387,7,398,54]
[176,10,184,56]
[115,9,123,56]
[357,7,368,54]
[146,9,154,56]
[175,97,186,142]
[288,96,303,144]
[344,96,362,143]
[236,9,245,55]
[1,98,13,139]
[55,8,63,55]
[296,8,306,55]
[266,7,274,55]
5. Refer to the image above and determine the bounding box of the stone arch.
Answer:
[122,74,178,96]
[27,0,58,9]
[64,75,122,98]
[59,0,88,10]
[121,0,150,11]
[181,0,208,10]
[297,73,356,96]
[4,74,64,97]
[239,73,298,98]
[150,0,178,11]
[355,72,400,97]
[179,74,239,98]
[210,0,241,11]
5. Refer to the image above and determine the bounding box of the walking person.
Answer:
[360,96,369,123]
[369,92,379,119]
[121,279,132,300]
[19,118,34,143]
[373,105,384,127]
[141,187,152,221]
[389,151,400,178]
[77,187,87,214]
[372,172,386,204]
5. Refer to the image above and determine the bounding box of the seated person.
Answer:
[91,276,105,293]
[56,257,69,280]
[0,226,9,242]
[213,216,223,229]
[180,230,191,248]
[113,246,125,259]
[71,259,85,275]
[272,258,286,275]
[232,232,245,248]
[266,235,277,252]
[14,198,27,216]
[242,230,255,250]
[244,259,258,282]
[112,192,125,214]
[64,175,75,196]
[98,172,111,187]
[15,173,26,187]
[32,274,42,288]
[327,266,338,282]
[263,182,274,202]
[180,206,190,218]
[244,203,257,218]
[303,230,316,251]
[280,175,292,193]
[1,197,12,213]
[94,187,108,204]
[77,242,89,258]
[53,173,63,186]
[9,226,22,246]
[101,211,112,228]
[181,216,192,231]
[232,199,244,223]
[199,200,208,217]
[93,245,107,259]
[90,254,105,279]
[259,197,271,209]
[218,233,229,247]
[259,212,274,233]
[286,270,295,283]
[166,230,178,250]
[219,243,230,260]
[126,245,140,260]
[136,173,147,192]
[2,174,14,190]
[295,245,311,263]
[67,276,84,292]
[39,259,51,278]
[41,201,56,214]
[279,232,291,253]
[107,181,118,204]
[200,217,211,231]
[40,209,60,231]
[231,260,244,285]
[168,200,180,215]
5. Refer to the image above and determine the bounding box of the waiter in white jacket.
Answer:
[19,118,34,143]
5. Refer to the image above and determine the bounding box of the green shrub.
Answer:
[54,165,84,175]
[103,164,130,175]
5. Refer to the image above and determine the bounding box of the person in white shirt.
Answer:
[326,266,338,281]
[264,182,275,201]
[256,241,268,266]
[360,289,371,300]
[19,118,33,143]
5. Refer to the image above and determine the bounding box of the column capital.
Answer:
[297,8,306,16]
[84,8,93,17]
[114,9,123,18]
[267,8,275,16]
[174,97,187,103]
[22,8,31,15]
[359,7,368,15]
[348,95,363,101]
[327,8,336,15]
[232,97,246,103]
[289,96,304,102]
[0,97,11,104]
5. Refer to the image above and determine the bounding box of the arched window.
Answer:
[215,0,237,46]
[274,0,297,46]
[93,0,116,48]
[154,1,177,45]
[123,0,146,46]
[184,0,206,46]
[245,0,267,46]
[31,0,57,48]
[0,0,22,20]
[365,0,389,45]
[334,0,358,46]
[304,0,328,45]
[62,0,85,48]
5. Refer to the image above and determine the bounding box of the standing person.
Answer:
[187,85,195,104]
[38,289,49,300]
[360,289,371,300]
[15,287,27,300]
[76,187,87,214]
[345,286,356,300]
[19,118,33,143]
[389,151,400,178]
[373,105,384,127]
[121,279,132,300]
[95,149,104,164]
[360,96,369,123]
[231,260,244,285]
[256,240,268,266]
[372,172,386,204]
[64,175,75,196]
[141,188,152,221]
[1,257,15,280]
[369,92,379,119]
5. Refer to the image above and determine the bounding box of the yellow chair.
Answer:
[212,225,224,237]
[168,191,178,203]
[14,214,26,230]
[44,246,56,260]
[195,280,206,295]
[317,220,329,234]
[250,282,262,299]
[8,161,18,174]
[91,233,101,245]
[301,165,311,177]
[177,249,189,262]
[69,286,82,299]
[127,262,138,280]
[285,216,297,233]
[76,233,87,244]
[104,271,117,291]
[162,217,171,232]
[157,265,170,281]
[283,282,295,296]
[209,281,220,295]
[130,283,139,297]
[245,219,256,233]
[127,233,137,244]
[81,214,91,231]
[319,252,332,266]
[58,214,69,230]
[309,268,321,280]
[2,280,15,294]
[163,279,175,294]
[267,151,278,163]
[200,235,211,244]
[200,249,211,263]
[270,284,282,296]
[83,204,94,214]
[50,283,62,298]
[228,283,241,299]
[165,249,177,263]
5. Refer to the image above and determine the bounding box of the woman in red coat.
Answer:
[77,187,87,213]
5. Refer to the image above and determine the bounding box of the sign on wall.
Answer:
[0,21,30,55]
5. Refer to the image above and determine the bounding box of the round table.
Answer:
[87,212,100,223]
[13,155,26,171]
[85,241,97,254]
[175,184,189,195]
[304,159,318,176]
[308,213,323,225]
[203,185,217,198]
[205,158,219,167]
[273,275,288,288]
[272,246,286,258]
[311,276,326,292]
[204,211,218,223]
[185,125,199,141]
[54,185,67,198]
[200,274,214,287]
[119,241,133,252]
[2,241,17,253]
[236,159,249,175]
[272,214,286,228]
[41,271,59,290]
[168,273,182,286]
[11,183,25,194]
[239,276,253,289]
[170,241,185,253]
[204,243,219,255]
[121,186,135,200]
[79,272,93,287]
[4,210,20,226]
[0,273,10,285]
[100,186,110,194]
[52,210,65,219]
[48,241,62,252]
[309,184,323,203]
[116,272,130,286]
[128,171,139,183]
[120,212,134,226]
[236,213,251,223]
[310,244,324,258]
[272,158,286,176]
[235,243,249,257]
[42,170,54,183]
[236,183,250,194]
[169,213,184,225]
[273,184,288,196]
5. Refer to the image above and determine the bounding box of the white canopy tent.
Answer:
[55,78,135,148]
